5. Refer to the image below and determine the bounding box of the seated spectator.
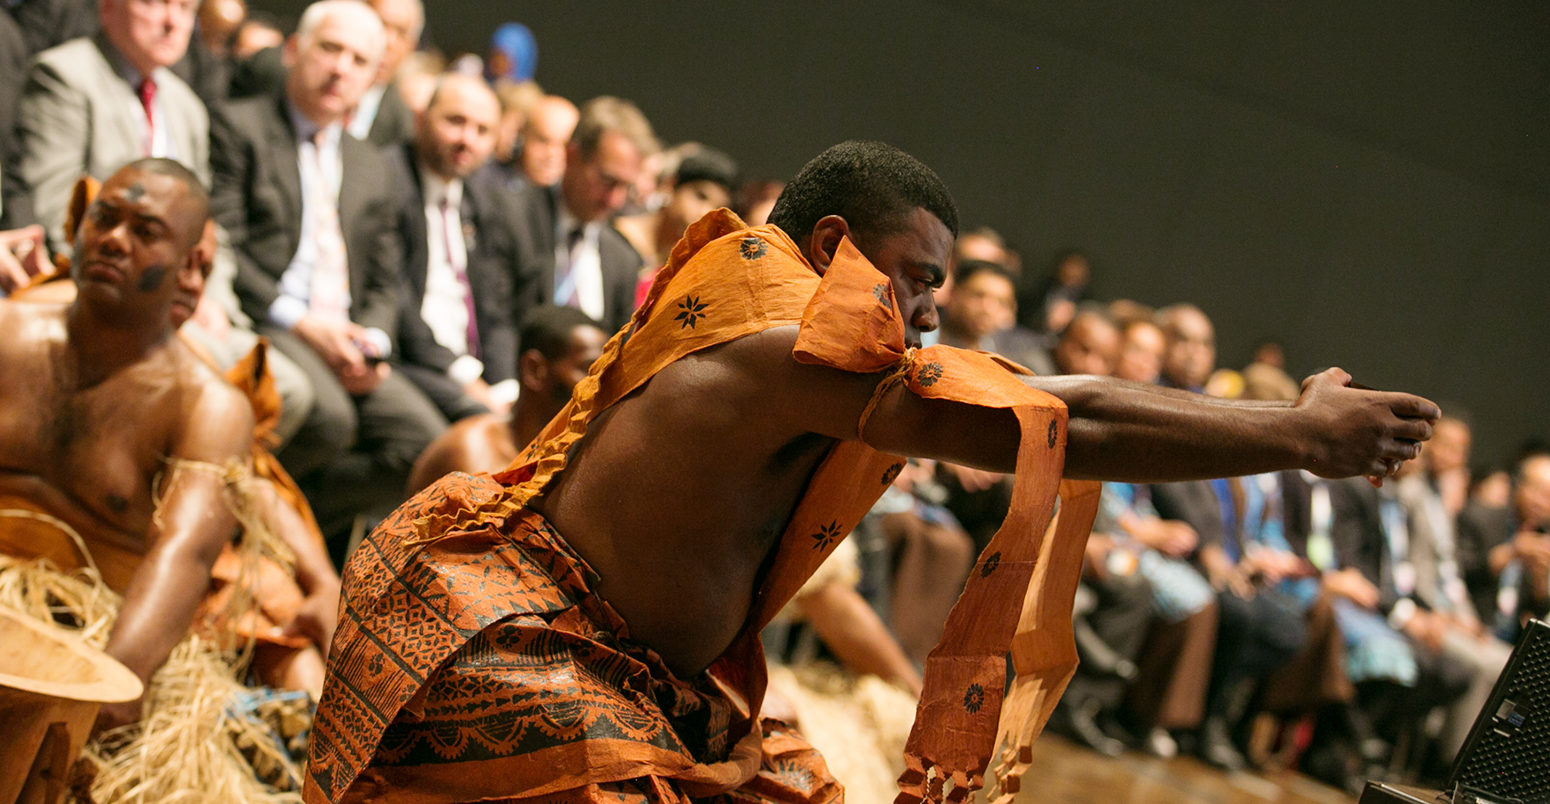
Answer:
[938,258,1055,376]
[1107,297,1156,329]
[390,73,527,422]
[736,178,785,226]
[197,0,247,62]
[229,10,284,60]
[954,225,1014,269]
[485,21,537,85]
[1052,533,1152,757]
[490,78,544,178]
[861,459,976,668]
[408,305,607,493]
[1242,340,1300,401]
[616,145,739,272]
[510,95,657,335]
[1470,464,1513,510]
[1149,305,1307,770]
[212,0,446,553]
[1458,451,1550,640]
[349,0,421,147]
[12,0,208,253]
[1392,417,1512,763]
[1114,317,1166,384]
[1258,474,1463,790]
[1051,308,1121,376]
[503,93,577,190]
[1018,248,1090,334]
[10,0,317,445]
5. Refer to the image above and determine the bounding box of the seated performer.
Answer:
[307,141,1438,803]
[406,304,607,493]
[8,170,342,692]
[0,158,259,729]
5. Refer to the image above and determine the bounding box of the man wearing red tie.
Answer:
[11,0,207,254]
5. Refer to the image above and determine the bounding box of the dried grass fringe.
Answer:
[0,457,306,803]
[768,662,918,804]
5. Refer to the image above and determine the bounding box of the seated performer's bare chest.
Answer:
[534,334,839,677]
[0,339,179,552]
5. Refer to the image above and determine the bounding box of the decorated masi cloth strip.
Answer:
[305,210,1097,803]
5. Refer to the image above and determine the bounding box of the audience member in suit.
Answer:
[1457,451,1550,640]
[11,0,229,106]
[1149,304,1308,770]
[0,8,27,223]
[616,145,739,274]
[1311,474,1472,777]
[937,259,1056,377]
[12,0,208,253]
[511,96,654,335]
[9,0,94,56]
[1017,248,1091,335]
[486,92,576,194]
[347,0,418,147]
[1391,418,1513,761]
[210,0,444,553]
[392,74,527,422]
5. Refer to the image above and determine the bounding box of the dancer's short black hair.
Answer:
[768,141,958,244]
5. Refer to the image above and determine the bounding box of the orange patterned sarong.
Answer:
[306,211,1098,803]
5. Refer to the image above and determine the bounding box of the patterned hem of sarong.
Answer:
[306,475,774,802]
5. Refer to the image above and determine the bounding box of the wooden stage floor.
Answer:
[1003,734,1356,803]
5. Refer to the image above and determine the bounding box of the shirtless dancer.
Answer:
[0,159,266,727]
[406,304,606,494]
[309,142,1439,802]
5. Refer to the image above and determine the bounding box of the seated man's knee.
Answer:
[267,348,317,447]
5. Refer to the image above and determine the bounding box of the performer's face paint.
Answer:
[72,168,202,315]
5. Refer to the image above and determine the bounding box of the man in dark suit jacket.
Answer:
[511,96,654,336]
[346,0,419,147]
[210,0,444,552]
[390,74,528,422]
[1458,452,1550,635]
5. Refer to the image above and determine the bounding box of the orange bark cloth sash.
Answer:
[303,210,1097,802]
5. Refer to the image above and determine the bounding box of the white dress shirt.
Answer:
[554,206,606,323]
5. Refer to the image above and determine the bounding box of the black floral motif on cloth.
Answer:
[739,236,768,260]
[871,283,889,304]
[675,296,709,329]
[916,361,944,388]
[1047,419,1058,449]
[810,522,843,551]
[881,462,905,486]
[980,551,1001,578]
[963,683,985,714]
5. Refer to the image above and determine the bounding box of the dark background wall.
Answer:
[280,0,1550,467]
